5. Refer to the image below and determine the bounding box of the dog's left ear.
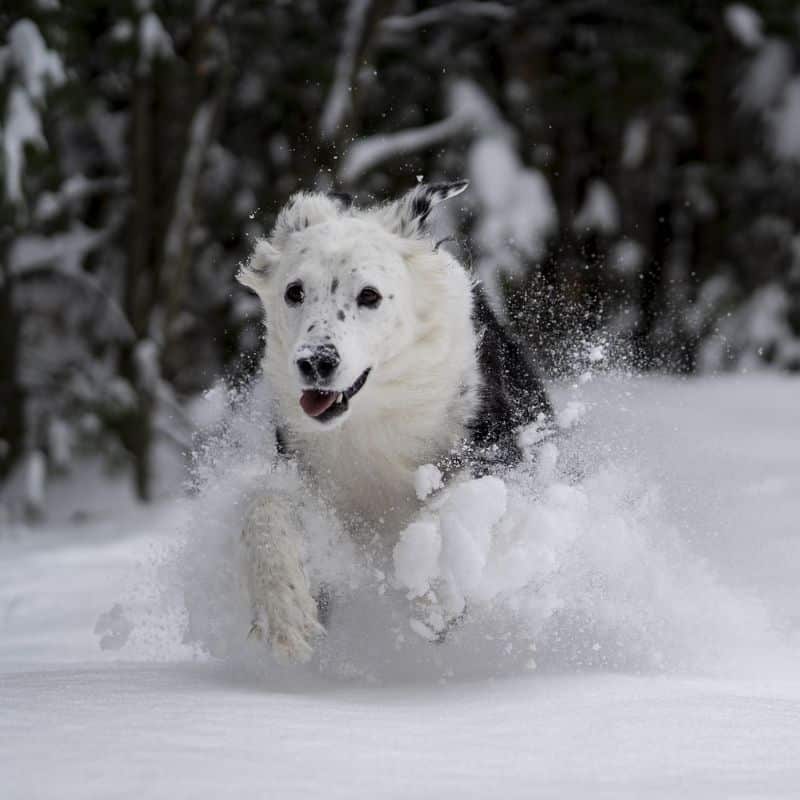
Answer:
[237,238,279,290]
[378,180,468,237]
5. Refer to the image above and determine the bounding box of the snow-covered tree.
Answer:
[2,0,800,513]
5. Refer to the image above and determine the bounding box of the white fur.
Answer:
[237,186,480,661]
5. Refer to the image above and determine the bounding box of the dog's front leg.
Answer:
[241,493,324,663]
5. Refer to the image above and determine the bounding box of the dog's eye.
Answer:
[357,287,382,309]
[285,282,304,306]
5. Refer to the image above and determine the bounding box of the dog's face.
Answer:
[239,182,468,430]
[269,219,417,427]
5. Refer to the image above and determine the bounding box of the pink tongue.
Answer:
[300,390,338,417]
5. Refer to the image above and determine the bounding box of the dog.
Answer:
[237,182,551,662]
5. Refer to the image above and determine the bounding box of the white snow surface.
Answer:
[2,374,800,798]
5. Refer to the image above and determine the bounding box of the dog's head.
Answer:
[238,181,468,430]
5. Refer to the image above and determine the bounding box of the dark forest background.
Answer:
[2,0,799,515]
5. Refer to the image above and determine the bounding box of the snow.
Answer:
[340,79,518,187]
[18,450,47,519]
[393,519,442,598]
[470,138,557,261]
[770,78,800,162]
[2,87,45,203]
[573,179,620,236]
[319,0,371,141]
[3,20,65,102]
[138,11,173,74]
[7,221,106,274]
[738,39,791,111]
[340,114,466,183]
[454,80,558,308]
[621,118,649,168]
[381,2,515,34]
[162,102,214,269]
[134,338,160,393]
[413,463,443,500]
[698,282,800,371]
[725,4,764,50]
[1,20,65,203]
[110,19,135,43]
[47,418,72,469]
[2,375,800,797]
[555,399,587,429]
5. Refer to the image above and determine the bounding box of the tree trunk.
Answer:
[121,75,158,502]
[0,272,25,481]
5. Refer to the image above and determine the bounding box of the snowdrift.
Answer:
[167,366,792,685]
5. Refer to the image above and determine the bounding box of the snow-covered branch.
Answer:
[137,11,174,75]
[381,1,514,34]
[161,101,216,318]
[8,261,134,344]
[320,0,373,141]
[339,79,506,182]
[1,20,65,205]
[8,222,108,276]
[340,115,467,184]
[34,175,127,222]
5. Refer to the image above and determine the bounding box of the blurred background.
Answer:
[1,0,799,519]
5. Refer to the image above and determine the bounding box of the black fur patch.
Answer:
[410,193,433,228]
[465,286,552,471]
[329,191,354,208]
[275,426,290,456]
[405,181,469,233]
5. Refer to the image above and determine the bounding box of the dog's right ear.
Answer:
[376,180,469,238]
[237,238,279,290]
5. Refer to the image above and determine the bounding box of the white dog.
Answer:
[237,182,550,662]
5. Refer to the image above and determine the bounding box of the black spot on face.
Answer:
[331,278,339,294]
[388,294,395,300]
[337,310,345,321]
[307,323,316,333]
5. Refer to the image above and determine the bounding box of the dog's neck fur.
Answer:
[265,246,480,533]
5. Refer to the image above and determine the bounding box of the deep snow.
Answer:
[1,374,799,798]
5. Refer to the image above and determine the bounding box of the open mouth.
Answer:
[299,368,371,424]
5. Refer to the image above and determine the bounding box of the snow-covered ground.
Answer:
[2,374,799,798]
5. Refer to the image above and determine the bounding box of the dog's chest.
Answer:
[293,412,463,531]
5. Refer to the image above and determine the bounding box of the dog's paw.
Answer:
[250,583,326,664]
[409,591,466,644]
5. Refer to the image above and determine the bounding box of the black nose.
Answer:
[297,346,340,383]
